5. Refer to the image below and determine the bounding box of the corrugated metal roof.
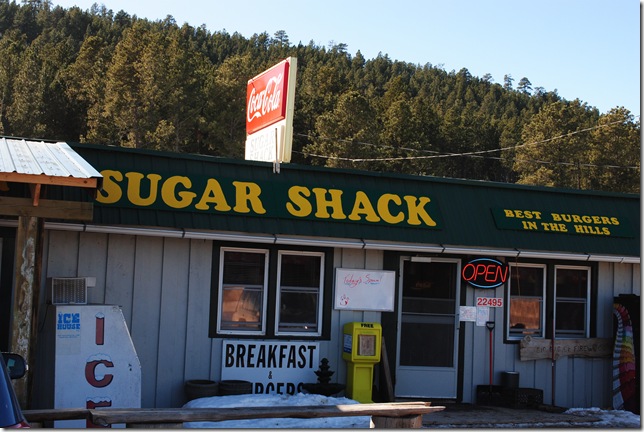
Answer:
[0,137,102,186]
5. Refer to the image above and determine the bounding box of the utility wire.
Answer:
[294,118,640,170]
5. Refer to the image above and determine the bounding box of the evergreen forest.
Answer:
[0,1,639,193]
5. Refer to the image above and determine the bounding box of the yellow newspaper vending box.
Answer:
[342,322,382,403]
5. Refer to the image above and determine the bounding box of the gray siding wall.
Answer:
[461,261,641,408]
[329,247,384,386]
[42,231,214,408]
[40,230,639,409]
[40,230,382,408]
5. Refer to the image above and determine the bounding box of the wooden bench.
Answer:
[24,401,444,428]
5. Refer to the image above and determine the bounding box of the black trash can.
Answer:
[219,379,253,395]
[502,371,519,389]
[185,379,219,401]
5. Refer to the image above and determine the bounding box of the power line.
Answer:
[294,118,640,170]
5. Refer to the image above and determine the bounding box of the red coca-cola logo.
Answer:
[246,60,290,134]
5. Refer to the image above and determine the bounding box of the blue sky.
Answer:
[52,0,640,117]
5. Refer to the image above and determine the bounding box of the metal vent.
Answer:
[50,277,90,305]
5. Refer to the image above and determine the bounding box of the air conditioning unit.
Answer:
[49,277,95,305]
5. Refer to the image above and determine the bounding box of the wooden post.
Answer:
[379,337,394,402]
[10,215,43,408]
[372,414,423,428]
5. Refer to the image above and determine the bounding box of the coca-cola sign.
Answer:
[246,59,291,134]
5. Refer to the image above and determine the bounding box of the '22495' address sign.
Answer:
[462,258,509,289]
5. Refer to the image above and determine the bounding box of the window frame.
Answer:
[275,250,325,337]
[504,260,596,343]
[554,265,591,339]
[216,247,269,336]
[506,262,546,340]
[209,242,333,340]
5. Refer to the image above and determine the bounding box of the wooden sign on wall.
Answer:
[520,336,613,361]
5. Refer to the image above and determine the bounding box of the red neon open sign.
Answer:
[462,258,508,289]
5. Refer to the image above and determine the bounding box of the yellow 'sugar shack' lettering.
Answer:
[97,170,438,227]
[97,170,266,214]
[286,186,436,226]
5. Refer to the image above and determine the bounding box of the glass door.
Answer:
[395,257,461,398]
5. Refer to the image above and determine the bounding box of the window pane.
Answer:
[555,267,589,338]
[509,298,542,336]
[280,255,321,287]
[556,268,588,298]
[277,253,322,334]
[508,265,544,338]
[402,262,457,314]
[278,291,319,330]
[556,301,586,335]
[220,250,266,332]
[510,266,544,296]
[400,320,454,367]
[223,251,265,285]
[221,286,262,330]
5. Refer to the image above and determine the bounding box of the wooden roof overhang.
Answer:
[0,138,102,407]
[0,138,102,220]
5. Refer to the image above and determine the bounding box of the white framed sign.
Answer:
[334,268,395,311]
[221,340,319,395]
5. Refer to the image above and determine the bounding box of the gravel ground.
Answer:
[422,404,640,429]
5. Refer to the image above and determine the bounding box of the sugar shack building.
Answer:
[0,138,639,413]
[1,59,641,418]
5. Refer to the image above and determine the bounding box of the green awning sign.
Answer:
[96,168,444,230]
[491,207,634,238]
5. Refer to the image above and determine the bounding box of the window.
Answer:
[212,244,330,339]
[508,263,545,339]
[276,251,324,336]
[506,262,593,341]
[218,248,268,335]
[554,266,590,338]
